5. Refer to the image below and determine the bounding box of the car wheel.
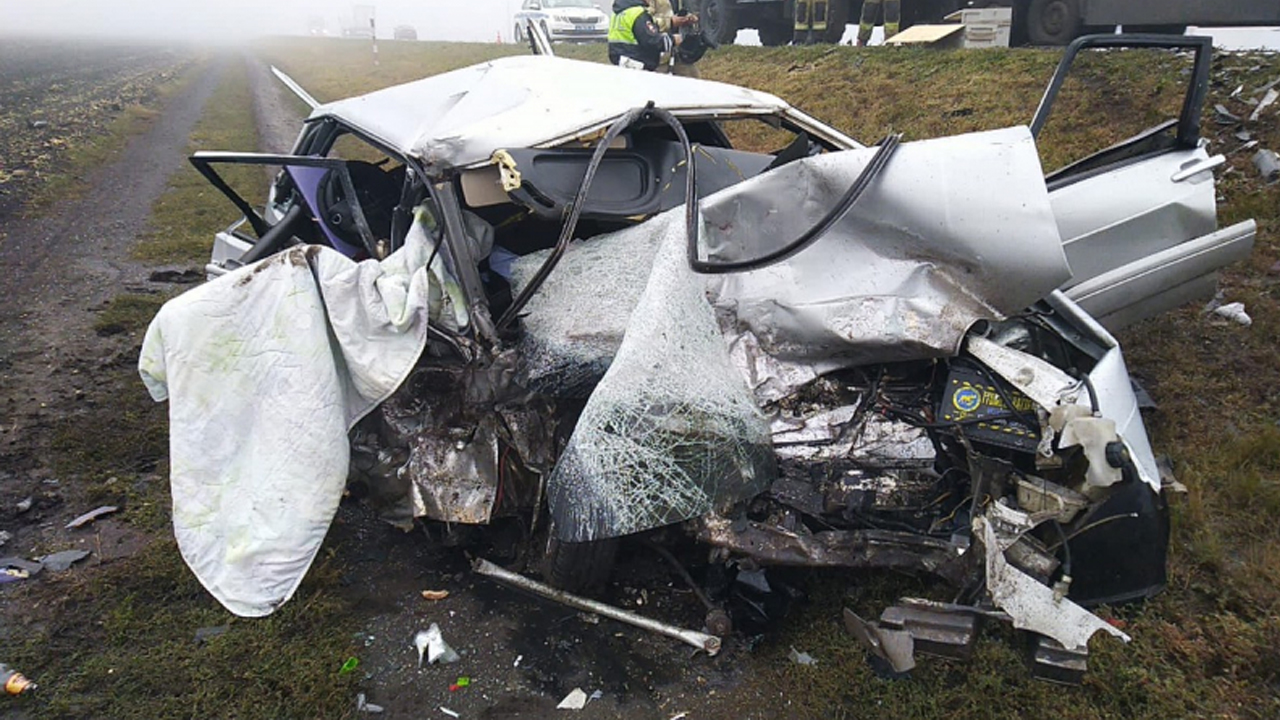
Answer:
[758,19,792,46]
[1026,0,1081,45]
[544,534,619,595]
[696,0,739,46]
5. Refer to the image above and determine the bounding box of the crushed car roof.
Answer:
[310,55,795,170]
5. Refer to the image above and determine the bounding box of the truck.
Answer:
[693,0,1280,47]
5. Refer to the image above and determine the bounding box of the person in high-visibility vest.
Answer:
[857,0,900,46]
[608,0,678,71]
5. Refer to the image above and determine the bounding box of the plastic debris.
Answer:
[669,714,688,720]
[440,707,460,718]
[1250,88,1279,122]
[788,647,819,666]
[557,687,588,710]
[513,654,522,668]
[66,505,119,529]
[449,676,471,692]
[415,624,460,667]
[39,549,89,572]
[15,497,32,514]
[421,589,450,601]
[1,664,35,695]
[339,657,360,674]
[1213,302,1252,326]
[1252,149,1280,183]
[356,693,385,713]
[589,690,603,702]
[194,625,230,644]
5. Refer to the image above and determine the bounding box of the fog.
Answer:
[1,0,1276,49]
[0,0,529,43]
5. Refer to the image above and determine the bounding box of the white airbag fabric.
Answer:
[138,223,442,617]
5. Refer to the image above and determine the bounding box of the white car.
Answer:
[513,0,609,43]
[160,35,1251,680]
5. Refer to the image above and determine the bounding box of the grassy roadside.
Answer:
[132,56,268,265]
[11,38,1277,719]
[9,56,362,720]
[20,60,204,219]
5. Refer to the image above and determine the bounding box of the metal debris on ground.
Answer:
[473,558,722,655]
[556,687,588,710]
[15,497,32,514]
[787,647,819,666]
[1250,88,1279,121]
[1213,302,1252,326]
[1,663,35,695]
[842,608,916,674]
[1215,103,1242,124]
[356,693,385,713]
[421,589,450,601]
[1253,149,1280,182]
[65,505,119,529]
[415,624,460,666]
[193,625,230,644]
[38,549,89,572]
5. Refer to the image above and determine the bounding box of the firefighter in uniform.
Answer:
[609,0,677,71]
[857,0,901,45]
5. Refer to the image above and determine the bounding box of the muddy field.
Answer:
[2,36,1279,720]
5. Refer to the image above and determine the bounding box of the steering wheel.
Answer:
[318,160,400,250]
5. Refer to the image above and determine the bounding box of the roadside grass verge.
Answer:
[132,57,266,265]
[22,60,202,218]
[15,56,366,720]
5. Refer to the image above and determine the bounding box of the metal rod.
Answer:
[472,558,722,655]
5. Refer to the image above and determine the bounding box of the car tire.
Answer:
[545,534,619,595]
[1026,0,1081,46]
[696,0,739,46]
[758,19,792,46]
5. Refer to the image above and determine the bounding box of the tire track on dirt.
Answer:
[0,58,226,465]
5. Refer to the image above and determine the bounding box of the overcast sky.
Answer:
[1,0,1277,48]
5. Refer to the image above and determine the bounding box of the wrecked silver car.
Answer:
[140,35,1254,678]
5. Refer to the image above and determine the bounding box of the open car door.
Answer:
[1032,34,1256,331]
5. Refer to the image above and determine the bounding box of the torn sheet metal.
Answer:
[977,517,1129,651]
[547,214,774,542]
[139,211,443,617]
[843,608,916,673]
[702,127,1071,380]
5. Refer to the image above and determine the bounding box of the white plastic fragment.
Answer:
[66,505,119,529]
[357,693,385,714]
[415,624,460,667]
[978,518,1129,651]
[16,497,32,514]
[557,688,588,710]
[589,690,603,702]
[1251,88,1279,122]
[788,647,819,666]
[513,654,522,668]
[440,707,460,718]
[1213,302,1252,326]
